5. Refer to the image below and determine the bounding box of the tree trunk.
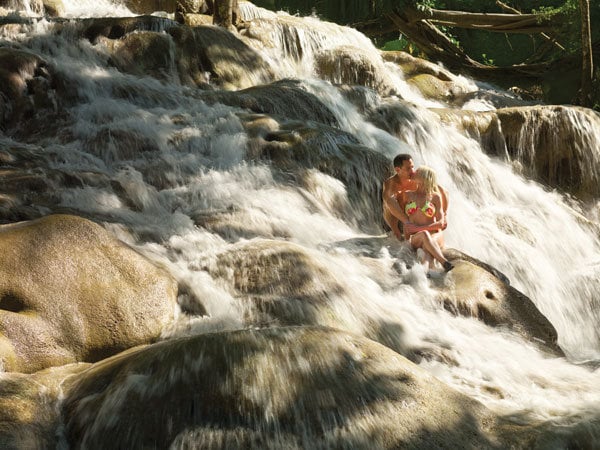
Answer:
[213,0,239,28]
[402,6,559,34]
[579,0,594,105]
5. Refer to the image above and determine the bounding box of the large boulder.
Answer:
[438,251,562,356]
[60,326,593,449]
[61,326,507,449]
[0,214,178,373]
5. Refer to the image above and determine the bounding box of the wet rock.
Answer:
[42,0,64,16]
[0,47,59,129]
[238,113,390,231]
[201,240,345,327]
[181,13,212,26]
[0,364,89,448]
[61,326,505,449]
[81,16,179,43]
[382,50,457,82]
[124,0,176,14]
[0,214,178,373]
[168,24,274,90]
[406,73,470,103]
[100,31,175,81]
[382,50,475,102]
[436,253,562,356]
[434,105,600,200]
[84,127,161,162]
[315,45,399,97]
[203,79,339,127]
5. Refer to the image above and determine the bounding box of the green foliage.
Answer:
[415,0,438,12]
[481,53,494,65]
[381,38,408,51]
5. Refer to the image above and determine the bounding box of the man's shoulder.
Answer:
[384,175,399,188]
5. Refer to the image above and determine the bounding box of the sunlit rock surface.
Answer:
[434,105,600,199]
[382,50,475,103]
[439,252,562,356]
[315,46,399,97]
[0,214,177,373]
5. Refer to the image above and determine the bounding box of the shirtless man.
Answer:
[383,154,449,239]
[382,154,418,239]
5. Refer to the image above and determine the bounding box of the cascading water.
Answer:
[1,0,600,446]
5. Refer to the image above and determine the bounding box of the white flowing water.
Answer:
[2,0,600,436]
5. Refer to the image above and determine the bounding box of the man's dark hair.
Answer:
[393,154,412,168]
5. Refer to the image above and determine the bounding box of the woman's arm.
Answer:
[403,221,443,235]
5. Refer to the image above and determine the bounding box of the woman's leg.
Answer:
[409,231,450,267]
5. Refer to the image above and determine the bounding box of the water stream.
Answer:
[2,0,600,436]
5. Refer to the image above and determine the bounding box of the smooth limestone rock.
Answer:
[42,0,64,16]
[0,214,178,373]
[181,13,213,26]
[315,46,399,97]
[200,240,345,327]
[60,326,591,449]
[406,73,467,103]
[434,105,600,200]
[382,50,457,82]
[122,0,180,15]
[437,258,562,356]
[0,363,89,449]
[61,326,509,449]
[382,50,475,102]
[81,15,179,43]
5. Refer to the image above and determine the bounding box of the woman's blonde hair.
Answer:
[416,166,438,195]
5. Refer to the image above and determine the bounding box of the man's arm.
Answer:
[383,179,409,224]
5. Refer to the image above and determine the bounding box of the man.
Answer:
[382,154,418,239]
[382,154,449,239]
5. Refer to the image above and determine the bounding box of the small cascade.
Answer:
[497,106,600,200]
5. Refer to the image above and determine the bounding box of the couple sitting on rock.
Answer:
[383,153,454,273]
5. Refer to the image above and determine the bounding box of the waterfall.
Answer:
[1,1,600,443]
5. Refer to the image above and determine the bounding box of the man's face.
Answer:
[396,159,415,178]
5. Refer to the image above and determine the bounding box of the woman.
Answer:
[400,166,454,272]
